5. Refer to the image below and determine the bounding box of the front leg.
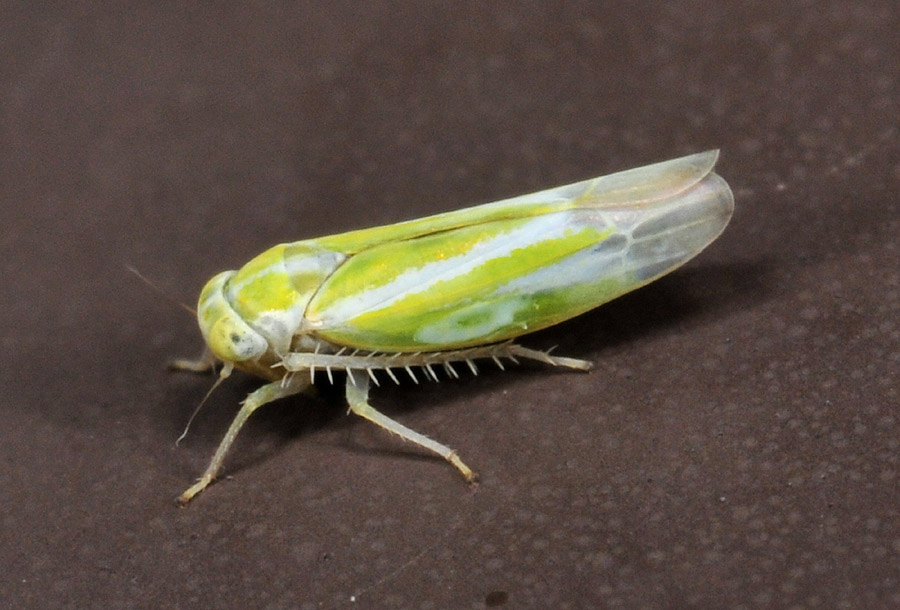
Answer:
[169,347,218,374]
[177,375,311,505]
[344,374,477,483]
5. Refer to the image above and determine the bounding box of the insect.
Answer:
[173,150,734,504]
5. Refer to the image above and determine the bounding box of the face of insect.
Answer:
[197,271,269,364]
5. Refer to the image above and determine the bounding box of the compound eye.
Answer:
[208,316,267,362]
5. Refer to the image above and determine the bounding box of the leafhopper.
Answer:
[174,150,734,504]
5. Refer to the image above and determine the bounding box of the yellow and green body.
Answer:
[176,150,734,504]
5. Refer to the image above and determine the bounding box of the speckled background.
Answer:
[2,2,898,609]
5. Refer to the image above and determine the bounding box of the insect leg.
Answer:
[169,347,217,374]
[177,375,311,505]
[344,375,478,483]
[508,345,593,370]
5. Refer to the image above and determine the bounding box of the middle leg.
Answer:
[344,375,477,482]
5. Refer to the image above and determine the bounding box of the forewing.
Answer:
[305,157,733,351]
[310,151,720,254]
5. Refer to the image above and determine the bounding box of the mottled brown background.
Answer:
[2,2,898,609]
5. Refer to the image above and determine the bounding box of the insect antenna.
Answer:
[125,264,195,315]
[175,363,234,446]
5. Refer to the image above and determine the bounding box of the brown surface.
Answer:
[3,3,898,609]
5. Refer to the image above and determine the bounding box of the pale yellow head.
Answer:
[196,271,268,365]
